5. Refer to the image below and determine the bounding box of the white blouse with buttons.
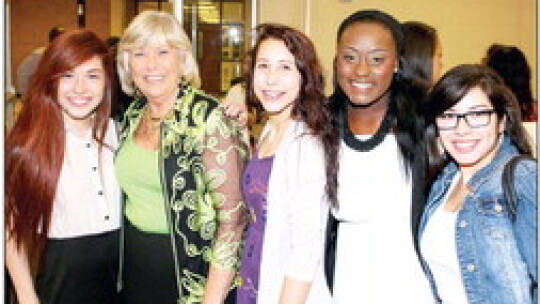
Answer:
[420,173,469,304]
[48,119,121,239]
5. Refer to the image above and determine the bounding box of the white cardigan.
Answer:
[257,121,332,304]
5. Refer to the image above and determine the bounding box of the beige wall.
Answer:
[8,1,537,96]
[259,0,306,31]
[259,0,537,97]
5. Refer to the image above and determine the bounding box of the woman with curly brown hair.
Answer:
[236,23,335,304]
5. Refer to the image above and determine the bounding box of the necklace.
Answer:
[339,101,396,152]
[143,105,174,134]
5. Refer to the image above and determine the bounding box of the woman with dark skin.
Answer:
[325,9,432,303]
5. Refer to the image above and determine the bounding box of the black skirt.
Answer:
[36,229,120,304]
[121,219,178,304]
[121,219,237,304]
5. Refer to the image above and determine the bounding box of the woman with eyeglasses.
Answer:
[419,64,537,304]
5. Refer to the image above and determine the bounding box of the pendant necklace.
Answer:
[144,105,173,134]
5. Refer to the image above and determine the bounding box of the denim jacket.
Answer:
[418,136,537,304]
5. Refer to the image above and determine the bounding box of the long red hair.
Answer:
[5,29,114,266]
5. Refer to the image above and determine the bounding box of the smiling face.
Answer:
[57,56,105,130]
[438,86,505,171]
[129,44,184,104]
[253,38,301,120]
[336,22,398,106]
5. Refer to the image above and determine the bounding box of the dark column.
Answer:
[77,0,85,27]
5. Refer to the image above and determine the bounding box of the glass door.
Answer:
[183,0,252,97]
[134,0,253,97]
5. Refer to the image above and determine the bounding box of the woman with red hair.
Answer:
[6,29,121,304]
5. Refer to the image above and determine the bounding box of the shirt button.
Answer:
[86,143,91,148]
[466,263,476,272]
[494,203,503,212]
[98,190,103,195]
[104,215,110,221]
[92,166,97,171]
[459,220,468,228]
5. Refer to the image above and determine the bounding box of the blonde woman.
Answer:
[115,11,247,304]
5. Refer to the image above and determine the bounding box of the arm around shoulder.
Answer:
[201,107,249,303]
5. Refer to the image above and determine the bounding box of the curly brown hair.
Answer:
[245,23,340,206]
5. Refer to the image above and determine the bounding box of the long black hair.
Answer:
[484,44,536,121]
[330,9,427,208]
[401,21,439,91]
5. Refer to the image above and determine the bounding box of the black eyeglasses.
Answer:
[436,109,496,130]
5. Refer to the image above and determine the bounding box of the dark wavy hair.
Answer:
[6,29,114,269]
[332,10,427,209]
[402,21,439,91]
[424,64,533,182]
[484,44,537,121]
[245,23,339,205]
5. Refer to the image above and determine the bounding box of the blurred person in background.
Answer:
[106,36,132,120]
[484,44,537,122]
[17,26,66,98]
[402,21,443,91]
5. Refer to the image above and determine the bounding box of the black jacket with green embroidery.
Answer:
[117,86,247,303]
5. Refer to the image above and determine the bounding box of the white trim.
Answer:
[251,0,258,46]
[172,0,183,24]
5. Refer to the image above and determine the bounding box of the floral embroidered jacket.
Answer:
[118,86,248,303]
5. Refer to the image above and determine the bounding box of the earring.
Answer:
[178,75,188,89]
[133,84,142,98]
[394,66,398,73]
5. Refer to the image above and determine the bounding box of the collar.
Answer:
[64,120,93,140]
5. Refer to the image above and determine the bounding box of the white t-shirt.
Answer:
[420,173,469,304]
[332,134,433,303]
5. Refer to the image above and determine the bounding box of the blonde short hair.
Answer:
[117,10,201,95]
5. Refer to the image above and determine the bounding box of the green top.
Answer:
[115,132,168,233]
